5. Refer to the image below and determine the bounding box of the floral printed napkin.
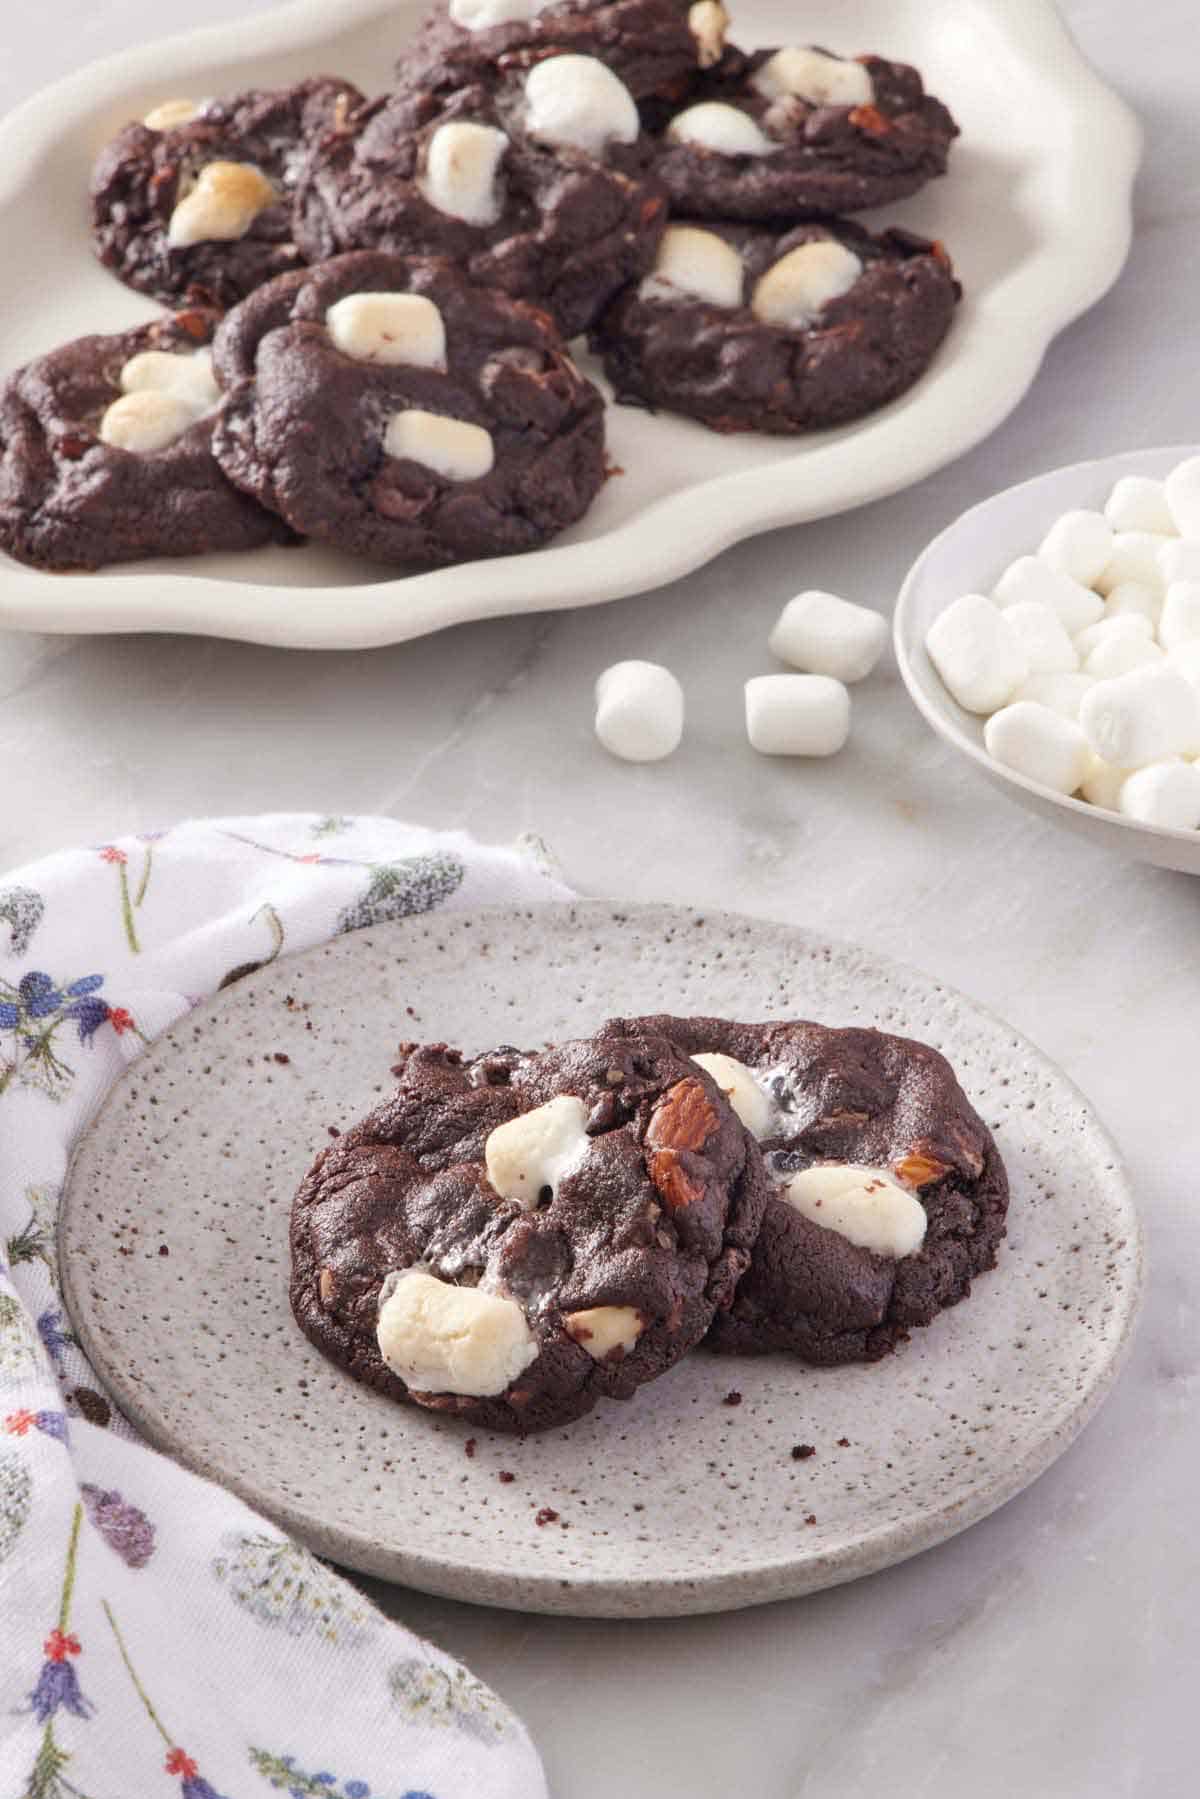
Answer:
[0,814,573,1799]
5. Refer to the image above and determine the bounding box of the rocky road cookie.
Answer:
[212,251,606,565]
[290,1030,768,1431]
[604,1015,1009,1366]
[0,308,287,572]
[91,77,364,309]
[646,44,958,218]
[591,217,959,433]
[293,58,667,340]
[395,0,727,105]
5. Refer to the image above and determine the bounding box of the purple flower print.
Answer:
[29,1629,94,1723]
[166,1748,231,1799]
[4,1407,68,1442]
[81,1484,156,1568]
[38,1307,72,1361]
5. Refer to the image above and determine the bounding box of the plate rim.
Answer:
[0,0,1142,648]
[58,899,1145,1617]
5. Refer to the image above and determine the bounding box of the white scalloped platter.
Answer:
[0,0,1140,648]
[60,903,1143,1618]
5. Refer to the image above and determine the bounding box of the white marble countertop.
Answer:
[3,3,1196,1793]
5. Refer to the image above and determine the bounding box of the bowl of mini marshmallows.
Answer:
[894,445,1200,875]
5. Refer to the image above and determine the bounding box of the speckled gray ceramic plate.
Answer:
[60,903,1142,1618]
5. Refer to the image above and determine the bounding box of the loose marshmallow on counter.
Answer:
[992,556,1103,634]
[768,590,887,682]
[779,1164,927,1259]
[1037,509,1113,587]
[485,1094,591,1208]
[1159,539,1200,588]
[1080,630,1163,681]
[690,1052,772,1138]
[925,593,1030,715]
[1158,581,1200,652]
[524,56,638,157]
[383,409,494,481]
[419,121,508,226]
[1079,664,1200,769]
[982,702,1090,796]
[745,673,850,756]
[1002,601,1079,674]
[1165,455,1200,538]
[376,1270,538,1397]
[1104,475,1176,536]
[326,293,447,367]
[751,241,863,328]
[666,102,778,157]
[1012,671,1095,720]
[1094,530,1171,596]
[1118,760,1200,830]
[1079,751,1129,813]
[750,45,875,107]
[641,225,743,308]
[1103,580,1161,627]
[594,661,684,762]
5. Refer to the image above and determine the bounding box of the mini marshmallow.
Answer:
[688,0,730,68]
[925,593,1030,715]
[144,97,201,131]
[768,590,887,683]
[1165,455,1200,538]
[167,160,276,247]
[666,101,778,158]
[524,55,638,157]
[1079,664,1200,769]
[751,46,874,107]
[1103,581,1161,627]
[1168,641,1200,693]
[744,673,850,756]
[119,347,220,413]
[450,0,541,27]
[983,702,1090,796]
[98,390,198,454]
[1002,601,1079,674]
[641,225,743,308]
[594,661,684,762]
[1158,539,1200,588]
[780,1164,927,1259]
[1037,509,1113,587]
[1081,632,1163,681]
[563,1306,644,1360]
[1095,530,1171,597]
[1074,614,1153,658]
[326,293,447,368]
[690,1053,772,1138]
[1012,671,1095,720]
[383,409,494,481]
[751,240,863,328]
[992,557,1104,634]
[1158,581,1200,652]
[1079,751,1129,812]
[419,121,508,226]
[1104,475,1176,536]
[1118,760,1200,830]
[485,1094,591,1207]
[376,1270,538,1397]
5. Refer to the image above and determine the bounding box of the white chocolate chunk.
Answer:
[1118,760,1200,830]
[751,46,874,108]
[1104,475,1176,536]
[99,390,199,453]
[144,97,202,131]
[688,1,730,68]
[419,121,508,226]
[167,161,276,247]
[1165,455,1200,538]
[1080,665,1200,768]
[992,557,1104,634]
[376,1270,537,1396]
[485,1095,590,1208]
[768,589,888,683]
[563,1306,644,1360]
[524,55,638,157]
[641,224,743,308]
[1002,601,1079,675]
[1037,509,1113,587]
[594,660,684,762]
[451,0,542,25]
[1012,671,1095,720]
[326,293,447,368]
[666,101,778,158]
[925,593,1030,715]
[690,1053,772,1138]
[745,673,850,756]
[120,347,220,413]
[383,409,494,482]
[1159,581,1200,652]
[780,1164,926,1258]
[1095,530,1170,597]
[983,702,1090,796]
[751,240,863,327]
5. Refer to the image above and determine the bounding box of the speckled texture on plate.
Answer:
[58,902,1142,1618]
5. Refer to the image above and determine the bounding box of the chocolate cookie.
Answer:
[290,1031,768,1432]
[394,0,726,104]
[212,251,607,565]
[90,77,364,309]
[0,308,287,572]
[293,60,667,339]
[646,44,958,219]
[603,1016,1009,1366]
[591,217,959,433]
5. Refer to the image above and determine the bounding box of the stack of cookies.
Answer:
[0,2,963,573]
[290,1014,1008,1433]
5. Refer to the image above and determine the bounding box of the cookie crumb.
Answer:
[535,1507,559,1527]
[72,1388,112,1428]
[464,1438,477,1459]
[836,1437,850,1448]
[804,1513,817,1526]
[158,1244,169,1257]
[327,1125,341,1138]
[722,1390,743,1407]
[273,1051,290,1065]
[791,1443,815,1461]
[498,1470,515,1484]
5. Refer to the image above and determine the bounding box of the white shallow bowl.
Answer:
[0,0,1140,648]
[895,444,1200,877]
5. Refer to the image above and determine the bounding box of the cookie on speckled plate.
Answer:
[394,0,729,104]
[211,251,607,566]
[591,216,959,434]
[290,1030,768,1432]
[0,307,289,572]
[293,57,668,340]
[90,77,364,309]
[646,43,958,219]
[603,1015,1009,1365]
